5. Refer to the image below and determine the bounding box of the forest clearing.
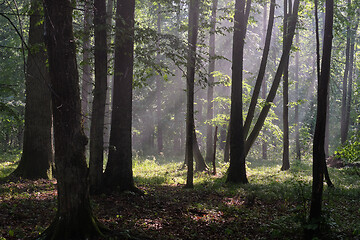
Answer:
[1,152,359,239]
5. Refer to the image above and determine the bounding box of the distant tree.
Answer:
[308,0,334,235]
[41,0,104,238]
[185,0,200,189]
[81,0,92,137]
[11,0,53,180]
[227,0,251,184]
[89,0,108,193]
[103,0,139,192]
[205,0,218,164]
[294,32,301,161]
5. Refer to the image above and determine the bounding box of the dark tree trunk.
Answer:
[244,0,300,156]
[193,130,208,172]
[205,0,218,163]
[11,0,53,180]
[295,32,301,161]
[261,1,269,161]
[41,0,104,238]
[81,0,92,138]
[89,0,108,194]
[243,0,275,137]
[226,0,251,184]
[281,0,290,171]
[185,0,200,189]
[308,0,334,234]
[103,0,138,193]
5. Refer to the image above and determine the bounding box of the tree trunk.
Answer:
[89,0,108,194]
[205,0,218,163]
[226,0,251,184]
[81,0,92,138]
[185,0,200,189]
[244,0,300,156]
[103,0,138,193]
[194,130,208,172]
[11,0,53,180]
[295,32,301,161]
[156,5,164,154]
[281,0,290,171]
[41,0,104,238]
[308,0,333,234]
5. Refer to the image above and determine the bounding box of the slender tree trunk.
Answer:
[185,0,200,189]
[81,0,92,138]
[104,0,138,193]
[295,32,301,161]
[308,0,333,234]
[261,1,269,161]
[156,5,164,154]
[89,0,108,193]
[281,0,290,171]
[11,0,53,180]
[227,0,251,184]
[104,0,114,151]
[244,0,300,156]
[41,0,104,238]
[194,130,208,172]
[340,0,352,144]
[205,0,218,163]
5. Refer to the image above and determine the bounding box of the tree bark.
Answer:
[89,0,108,194]
[11,0,53,180]
[185,0,200,189]
[103,0,138,193]
[295,32,301,161]
[156,5,164,154]
[41,0,104,238]
[226,0,251,184]
[281,0,290,171]
[81,0,92,138]
[205,0,218,163]
[308,0,333,233]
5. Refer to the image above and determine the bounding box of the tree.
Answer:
[281,0,291,171]
[294,32,301,161]
[89,0,108,193]
[205,0,218,163]
[81,0,92,138]
[103,0,138,192]
[308,0,334,234]
[40,0,104,238]
[185,0,200,189]
[226,0,251,184]
[11,0,53,180]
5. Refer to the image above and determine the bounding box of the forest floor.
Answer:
[0,151,360,240]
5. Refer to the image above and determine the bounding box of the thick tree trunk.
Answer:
[205,0,218,163]
[12,0,53,180]
[308,0,333,234]
[185,0,200,189]
[89,0,108,194]
[227,0,251,184]
[104,0,138,193]
[41,0,104,238]
[81,0,92,138]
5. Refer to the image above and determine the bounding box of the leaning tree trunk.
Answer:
[205,0,218,163]
[103,0,138,193]
[40,0,104,238]
[89,0,108,194]
[308,0,333,235]
[11,0,53,180]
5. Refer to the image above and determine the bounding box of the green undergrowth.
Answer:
[0,150,20,178]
